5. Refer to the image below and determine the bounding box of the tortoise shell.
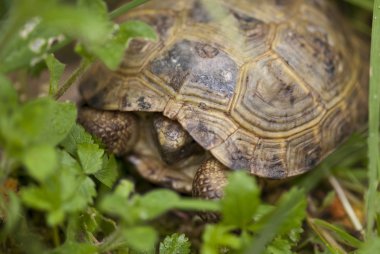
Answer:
[80,0,368,179]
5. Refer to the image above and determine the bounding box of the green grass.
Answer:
[366,0,380,239]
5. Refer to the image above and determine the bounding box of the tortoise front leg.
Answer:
[78,107,139,156]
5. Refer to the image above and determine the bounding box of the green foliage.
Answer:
[200,173,307,254]
[221,171,260,228]
[159,233,191,254]
[46,54,65,96]
[0,0,376,253]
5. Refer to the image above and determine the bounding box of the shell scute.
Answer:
[231,55,324,135]
[149,39,238,110]
[80,0,368,179]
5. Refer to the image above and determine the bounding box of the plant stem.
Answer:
[366,0,380,239]
[109,0,149,19]
[52,226,60,247]
[98,229,127,253]
[53,60,90,100]
[329,176,363,234]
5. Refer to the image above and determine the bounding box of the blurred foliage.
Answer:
[0,0,378,253]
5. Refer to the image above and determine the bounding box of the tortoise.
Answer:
[78,0,369,200]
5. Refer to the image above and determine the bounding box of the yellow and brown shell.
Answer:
[80,0,369,179]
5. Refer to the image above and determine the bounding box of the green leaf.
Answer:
[221,171,260,228]
[159,233,191,254]
[22,144,57,182]
[120,20,157,42]
[94,155,118,188]
[21,185,57,211]
[0,1,110,73]
[114,179,135,198]
[43,101,77,146]
[47,209,65,226]
[201,224,241,254]
[21,161,96,226]
[60,124,94,156]
[50,242,97,254]
[77,143,104,174]
[99,194,130,222]
[357,237,380,254]
[264,237,293,254]
[123,226,158,253]
[45,54,65,96]
[41,6,109,46]
[0,74,18,116]
[0,17,59,73]
[0,192,22,238]
[83,20,156,70]
[61,175,96,211]
[4,98,76,151]
[0,75,19,146]
[77,0,109,20]
[136,190,181,220]
[59,150,82,174]
[245,188,306,254]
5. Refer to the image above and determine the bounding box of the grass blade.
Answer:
[366,0,380,239]
[312,219,363,248]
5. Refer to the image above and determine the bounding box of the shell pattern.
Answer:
[80,0,369,179]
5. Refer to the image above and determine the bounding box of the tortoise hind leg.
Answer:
[192,158,228,200]
[78,107,139,156]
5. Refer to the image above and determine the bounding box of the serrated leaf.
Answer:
[59,150,82,174]
[75,177,97,207]
[45,54,65,96]
[61,175,96,212]
[60,124,94,156]
[159,233,191,254]
[221,171,260,228]
[94,155,118,188]
[123,226,157,253]
[5,98,76,151]
[77,143,104,174]
[264,237,293,254]
[22,144,57,182]
[43,101,77,146]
